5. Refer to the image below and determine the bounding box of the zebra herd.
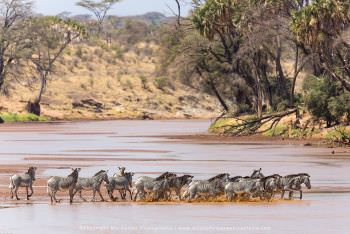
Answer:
[9,167,311,204]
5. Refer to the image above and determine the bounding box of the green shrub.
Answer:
[0,113,48,122]
[139,75,148,89]
[154,76,168,90]
[303,75,350,127]
[263,124,288,137]
[325,127,350,145]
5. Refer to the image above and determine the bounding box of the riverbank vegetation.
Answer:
[158,0,350,145]
[0,0,220,122]
[0,0,349,145]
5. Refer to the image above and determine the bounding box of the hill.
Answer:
[0,13,221,121]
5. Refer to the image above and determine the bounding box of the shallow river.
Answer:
[0,120,349,234]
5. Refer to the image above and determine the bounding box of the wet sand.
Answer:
[0,120,349,234]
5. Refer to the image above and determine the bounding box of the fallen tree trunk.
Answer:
[218,109,298,136]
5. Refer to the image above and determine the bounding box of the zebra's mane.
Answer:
[208,173,228,182]
[179,175,193,185]
[261,174,280,182]
[155,172,176,181]
[298,173,310,177]
[94,170,106,176]
[285,173,304,178]
[229,176,243,182]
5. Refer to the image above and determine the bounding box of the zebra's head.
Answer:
[181,175,194,186]
[101,170,110,184]
[125,172,135,188]
[299,173,311,189]
[251,168,265,179]
[27,167,37,181]
[69,168,81,182]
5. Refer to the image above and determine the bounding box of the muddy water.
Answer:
[0,120,349,234]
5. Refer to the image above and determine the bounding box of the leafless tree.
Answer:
[25,17,85,115]
[0,0,32,92]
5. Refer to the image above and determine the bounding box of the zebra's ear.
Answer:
[77,168,81,172]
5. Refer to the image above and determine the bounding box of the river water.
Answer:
[0,120,349,234]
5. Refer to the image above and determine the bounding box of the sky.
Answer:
[34,0,192,16]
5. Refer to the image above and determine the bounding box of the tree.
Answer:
[0,0,32,92]
[76,0,121,34]
[303,75,350,127]
[25,16,85,115]
[292,0,350,91]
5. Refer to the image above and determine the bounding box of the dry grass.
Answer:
[0,42,221,120]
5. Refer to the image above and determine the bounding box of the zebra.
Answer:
[260,174,282,201]
[133,172,177,201]
[250,168,265,179]
[143,177,171,201]
[167,175,194,201]
[224,177,264,202]
[9,167,37,200]
[73,170,110,202]
[47,168,81,204]
[280,173,311,200]
[183,173,230,202]
[106,172,134,201]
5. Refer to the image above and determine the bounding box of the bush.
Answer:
[303,75,350,127]
[75,46,83,58]
[139,75,148,89]
[325,127,350,145]
[154,76,168,90]
[0,113,48,122]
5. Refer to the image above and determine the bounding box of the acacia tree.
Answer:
[76,0,121,34]
[26,16,85,115]
[0,0,32,92]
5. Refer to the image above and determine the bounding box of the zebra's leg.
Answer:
[133,190,138,201]
[14,186,20,200]
[176,189,182,201]
[97,189,105,202]
[109,190,116,202]
[52,190,59,203]
[289,191,294,200]
[281,190,285,199]
[10,186,13,199]
[120,189,126,200]
[78,191,87,202]
[26,187,29,200]
[299,190,303,200]
[69,188,74,204]
[28,184,34,197]
[133,190,139,202]
[91,190,97,202]
[269,192,275,202]
[127,188,133,201]
[226,192,233,202]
